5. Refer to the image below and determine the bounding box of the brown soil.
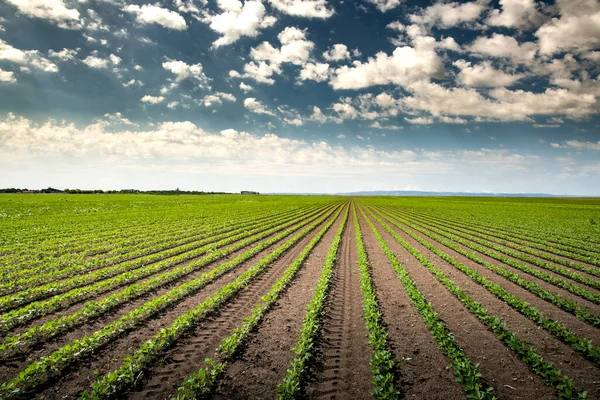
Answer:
[303,210,373,400]
[356,211,465,399]
[375,209,600,398]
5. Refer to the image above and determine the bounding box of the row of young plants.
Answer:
[0,204,336,337]
[276,208,349,399]
[378,208,600,327]
[386,207,600,305]
[0,199,304,271]
[0,204,305,283]
[371,207,600,368]
[426,207,600,254]
[359,207,495,400]
[392,208,600,290]
[400,208,600,271]
[0,205,320,296]
[174,207,349,400]
[403,208,600,260]
[0,205,342,399]
[352,207,399,399]
[367,206,588,399]
[0,207,225,271]
[0,206,329,314]
[79,206,345,400]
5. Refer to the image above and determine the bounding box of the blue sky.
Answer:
[0,0,599,194]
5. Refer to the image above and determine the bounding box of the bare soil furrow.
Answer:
[304,212,373,400]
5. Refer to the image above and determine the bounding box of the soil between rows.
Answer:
[3,210,338,399]
[363,207,556,400]
[373,208,600,398]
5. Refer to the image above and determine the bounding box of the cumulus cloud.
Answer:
[487,0,543,28]
[141,95,165,104]
[0,39,58,72]
[329,36,445,89]
[244,97,275,115]
[469,33,537,63]
[299,62,330,82]
[202,92,236,106]
[409,1,488,28]
[0,69,16,83]
[551,140,600,151]
[82,54,121,69]
[364,0,401,12]
[267,0,334,18]
[453,60,525,87]
[124,4,187,30]
[162,60,210,87]
[204,0,277,47]
[536,0,600,55]
[231,27,314,84]
[323,44,351,61]
[48,48,78,61]
[239,82,253,93]
[5,0,81,29]
[370,121,403,130]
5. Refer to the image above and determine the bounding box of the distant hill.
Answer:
[338,190,583,197]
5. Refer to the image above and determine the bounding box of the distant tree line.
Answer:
[0,187,234,195]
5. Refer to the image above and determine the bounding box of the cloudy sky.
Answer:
[0,0,599,194]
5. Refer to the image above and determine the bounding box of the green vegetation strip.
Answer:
[0,206,318,295]
[174,207,349,400]
[406,209,600,264]
[375,207,600,365]
[0,205,341,399]
[276,208,348,399]
[400,208,600,274]
[386,207,600,307]
[0,205,333,333]
[360,207,494,400]
[0,205,335,358]
[395,208,600,287]
[353,206,399,399]
[367,206,589,399]
[0,206,324,310]
[80,205,345,400]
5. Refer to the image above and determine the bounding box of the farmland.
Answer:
[0,194,598,400]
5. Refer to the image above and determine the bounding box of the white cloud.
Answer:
[267,0,334,18]
[162,60,210,88]
[329,36,445,90]
[405,116,434,124]
[453,60,524,87]
[0,69,16,83]
[487,0,543,28]
[403,81,598,122]
[204,0,277,47]
[0,39,59,72]
[469,33,537,63]
[203,92,236,106]
[409,1,487,28]
[370,121,403,130]
[232,27,314,84]
[123,79,143,88]
[364,0,401,13]
[48,48,78,61]
[239,82,253,93]
[551,141,600,151]
[299,62,330,82]
[323,44,350,61]
[134,65,144,71]
[244,97,275,115]
[124,4,187,30]
[141,95,165,104]
[167,101,180,109]
[6,0,81,29]
[109,54,121,66]
[536,0,600,55]
[82,55,109,69]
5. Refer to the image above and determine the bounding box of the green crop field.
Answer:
[0,194,598,399]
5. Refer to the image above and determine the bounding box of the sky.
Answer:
[0,0,599,195]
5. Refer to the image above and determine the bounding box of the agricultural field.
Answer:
[0,194,598,399]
